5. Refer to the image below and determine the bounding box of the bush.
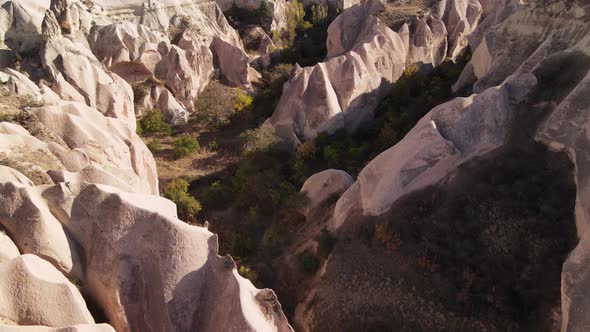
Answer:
[146,139,162,153]
[227,232,257,258]
[172,135,200,159]
[322,145,340,166]
[139,109,171,135]
[208,140,219,151]
[202,180,231,208]
[282,0,305,46]
[238,265,258,283]
[311,4,328,26]
[163,178,202,221]
[295,141,317,160]
[240,127,278,155]
[317,230,336,256]
[233,89,253,112]
[193,81,235,127]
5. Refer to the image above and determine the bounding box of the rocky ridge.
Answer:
[0,0,291,331]
[291,1,590,331]
[265,0,483,148]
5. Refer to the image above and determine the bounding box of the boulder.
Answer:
[0,182,83,278]
[299,169,353,218]
[0,254,94,327]
[91,0,252,87]
[90,22,167,83]
[30,100,159,194]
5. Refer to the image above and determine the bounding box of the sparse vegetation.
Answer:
[233,89,253,112]
[138,109,171,136]
[193,81,236,128]
[238,265,258,282]
[172,135,200,159]
[146,139,162,153]
[240,127,278,155]
[163,178,202,221]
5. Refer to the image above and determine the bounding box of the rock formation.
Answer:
[0,0,291,330]
[289,1,590,331]
[0,254,95,327]
[265,0,483,148]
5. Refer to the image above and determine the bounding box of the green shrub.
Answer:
[193,81,235,127]
[227,232,257,258]
[136,120,143,135]
[282,0,305,46]
[172,135,200,159]
[202,180,231,208]
[208,140,219,151]
[146,139,162,153]
[322,145,340,166]
[163,178,202,221]
[139,109,171,135]
[238,265,258,283]
[295,141,317,160]
[311,4,328,26]
[233,89,253,112]
[300,252,320,274]
[240,127,278,155]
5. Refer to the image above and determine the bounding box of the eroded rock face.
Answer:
[0,181,291,332]
[293,2,590,331]
[0,1,292,331]
[265,0,483,148]
[91,0,252,87]
[0,254,95,327]
[0,230,19,262]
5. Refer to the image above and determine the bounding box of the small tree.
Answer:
[233,89,253,112]
[172,135,200,159]
[139,109,172,135]
[311,4,328,27]
[163,178,202,221]
[283,0,305,45]
[240,127,278,155]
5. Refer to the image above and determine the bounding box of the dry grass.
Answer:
[378,0,433,29]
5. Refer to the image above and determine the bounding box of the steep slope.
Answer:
[0,0,291,331]
[290,1,590,331]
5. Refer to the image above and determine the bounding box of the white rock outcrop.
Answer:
[0,254,95,327]
[265,0,483,148]
[0,231,19,262]
[0,181,291,332]
[0,1,292,331]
